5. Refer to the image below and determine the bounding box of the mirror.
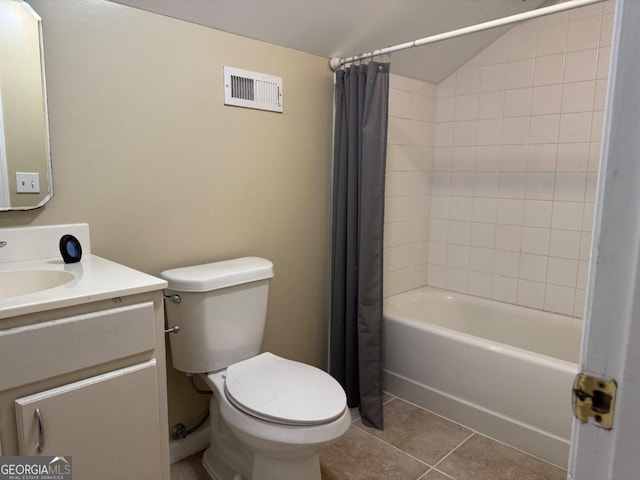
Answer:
[0,0,52,211]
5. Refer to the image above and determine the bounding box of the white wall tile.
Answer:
[449,196,473,221]
[448,220,472,245]
[447,244,470,269]
[551,202,584,231]
[453,120,478,146]
[436,97,455,122]
[495,225,522,252]
[562,81,596,113]
[525,173,555,200]
[446,267,469,292]
[554,173,586,202]
[468,271,493,297]
[600,14,614,47]
[504,88,533,117]
[549,229,581,259]
[521,227,550,255]
[564,49,598,82]
[450,172,475,196]
[531,85,563,115]
[493,250,520,277]
[574,289,586,317]
[576,261,589,290]
[523,200,553,228]
[418,3,607,316]
[428,241,447,266]
[533,54,565,86]
[431,195,450,219]
[506,59,535,89]
[500,145,528,172]
[519,253,548,282]
[559,112,593,143]
[427,264,447,288]
[492,275,518,303]
[471,223,496,249]
[476,119,503,146]
[544,284,576,315]
[502,116,530,145]
[475,146,502,172]
[569,2,602,20]
[497,198,524,225]
[470,246,495,273]
[536,23,567,56]
[498,173,526,199]
[482,36,508,65]
[478,91,505,119]
[566,16,601,52]
[547,257,578,287]
[517,279,546,309]
[456,67,481,95]
[480,63,507,92]
[529,114,560,144]
[526,144,557,172]
[452,147,476,171]
[455,94,479,121]
[507,25,536,61]
[472,197,498,223]
[556,143,589,172]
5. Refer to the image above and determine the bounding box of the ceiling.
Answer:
[108,0,554,84]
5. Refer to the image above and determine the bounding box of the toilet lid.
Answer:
[224,352,347,426]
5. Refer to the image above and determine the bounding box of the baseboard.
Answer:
[169,426,210,464]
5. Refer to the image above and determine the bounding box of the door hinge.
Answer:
[572,373,617,430]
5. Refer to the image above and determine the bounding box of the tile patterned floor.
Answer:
[171,394,567,480]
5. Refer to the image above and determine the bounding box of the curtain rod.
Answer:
[329,0,606,70]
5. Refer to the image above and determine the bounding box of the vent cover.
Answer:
[224,66,283,113]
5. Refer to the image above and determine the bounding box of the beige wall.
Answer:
[1,0,335,427]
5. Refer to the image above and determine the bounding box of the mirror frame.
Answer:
[0,1,53,211]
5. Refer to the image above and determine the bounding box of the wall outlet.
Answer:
[16,172,40,194]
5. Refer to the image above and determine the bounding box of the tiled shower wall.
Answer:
[384,1,614,317]
[383,74,436,297]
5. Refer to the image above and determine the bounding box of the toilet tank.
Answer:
[161,257,274,374]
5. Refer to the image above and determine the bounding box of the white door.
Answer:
[567,1,640,479]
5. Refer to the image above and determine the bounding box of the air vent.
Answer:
[224,67,283,113]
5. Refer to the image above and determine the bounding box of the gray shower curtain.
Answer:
[329,62,389,430]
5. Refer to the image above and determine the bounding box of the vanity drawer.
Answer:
[0,302,156,391]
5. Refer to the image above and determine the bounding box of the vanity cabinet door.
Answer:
[15,360,162,480]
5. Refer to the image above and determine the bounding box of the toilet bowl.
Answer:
[200,353,350,480]
[161,258,350,480]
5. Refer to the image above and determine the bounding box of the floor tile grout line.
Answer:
[351,423,434,470]
[431,431,476,471]
[389,395,567,471]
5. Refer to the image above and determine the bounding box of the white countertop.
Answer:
[0,254,167,320]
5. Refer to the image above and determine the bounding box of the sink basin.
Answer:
[0,270,75,299]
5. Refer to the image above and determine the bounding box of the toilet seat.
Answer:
[224,352,346,426]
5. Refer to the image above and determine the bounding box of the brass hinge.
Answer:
[572,373,617,430]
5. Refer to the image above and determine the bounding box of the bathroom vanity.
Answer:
[0,224,169,480]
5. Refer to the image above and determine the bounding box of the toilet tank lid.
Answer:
[161,257,274,292]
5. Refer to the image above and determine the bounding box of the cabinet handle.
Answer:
[35,408,45,453]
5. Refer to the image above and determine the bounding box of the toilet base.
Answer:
[202,445,322,480]
[252,453,321,480]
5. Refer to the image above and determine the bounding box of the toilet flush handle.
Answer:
[164,326,180,334]
[163,293,181,303]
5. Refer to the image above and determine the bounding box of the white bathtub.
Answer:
[383,286,582,468]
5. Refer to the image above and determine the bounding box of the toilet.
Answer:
[161,257,350,480]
